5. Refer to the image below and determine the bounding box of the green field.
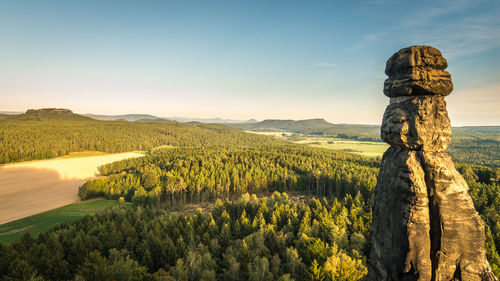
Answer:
[303,138,388,157]
[246,131,389,157]
[245,131,293,137]
[59,151,109,158]
[151,144,176,152]
[0,199,120,244]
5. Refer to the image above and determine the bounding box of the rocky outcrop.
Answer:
[384,46,453,98]
[368,46,496,281]
[26,108,74,115]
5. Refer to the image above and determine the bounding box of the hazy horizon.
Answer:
[1,0,499,126]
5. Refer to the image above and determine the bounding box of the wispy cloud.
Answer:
[387,0,500,59]
[351,32,388,50]
[354,0,500,59]
[401,0,471,27]
[314,62,338,67]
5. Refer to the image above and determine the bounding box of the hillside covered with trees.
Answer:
[0,110,279,164]
[1,110,498,167]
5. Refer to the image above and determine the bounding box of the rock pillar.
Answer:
[368,46,496,281]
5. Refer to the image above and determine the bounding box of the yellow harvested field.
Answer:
[0,152,143,225]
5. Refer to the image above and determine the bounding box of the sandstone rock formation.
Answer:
[26,108,74,115]
[368,46,496,281]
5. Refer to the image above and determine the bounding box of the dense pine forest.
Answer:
[0,115,279,164]
[78,146,378,206]
[1,164,498,280]
[0,193,372,280]
[0,113,499,280]
[1,148,499,280]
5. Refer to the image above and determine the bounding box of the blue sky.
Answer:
[1,0,499,125]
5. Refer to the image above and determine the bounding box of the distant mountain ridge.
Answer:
[166,117,258,124]
[0,109,258,124]
[228,118,500,142]
[0,111,23,115]
[230,118,334,132]
[84,114,258,123]
[84,113,159,121]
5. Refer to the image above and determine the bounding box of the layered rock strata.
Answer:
[368,46,496,281]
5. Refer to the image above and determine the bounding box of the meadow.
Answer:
[247,131,389,157]
[0,199,119,244]
[296,137,388,157]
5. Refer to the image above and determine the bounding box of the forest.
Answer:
[0,117,278,164]
[78,146,378,207]
[0,192,373,281]
[1,146,499,280]
[1,114,499,280]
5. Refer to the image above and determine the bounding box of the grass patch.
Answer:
[0,199,120,244]
[245,132,388,157]
[60,151,109,159]
[245,131,293,137]
[151,144,175,152]
[310,141,388,157]
[295,136,389,157]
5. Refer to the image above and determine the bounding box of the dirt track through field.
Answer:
[0,152,143,225]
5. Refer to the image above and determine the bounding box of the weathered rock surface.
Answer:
[422,152,493,280]
[370,147,432,281]
[369,46,496,281]
[381,96,451,152]
[384,46,453,98]
[26,108,74,115]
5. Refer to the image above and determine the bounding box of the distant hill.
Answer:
[230,118,334,132]
[83,114,257,123]
[453,126,500,134]
[85,113,159,121]
[166,117,258,124]
[4,108,93,121]
[0,111,23,115]
[229,118,500,142]
[135,118,177,123]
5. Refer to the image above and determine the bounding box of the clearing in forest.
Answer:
[0,152,143,225]
[247,131,388,157]
[298,137,389,157]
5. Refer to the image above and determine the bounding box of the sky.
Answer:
[1,0,499,126]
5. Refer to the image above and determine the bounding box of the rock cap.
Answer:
[384,46,453,97]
